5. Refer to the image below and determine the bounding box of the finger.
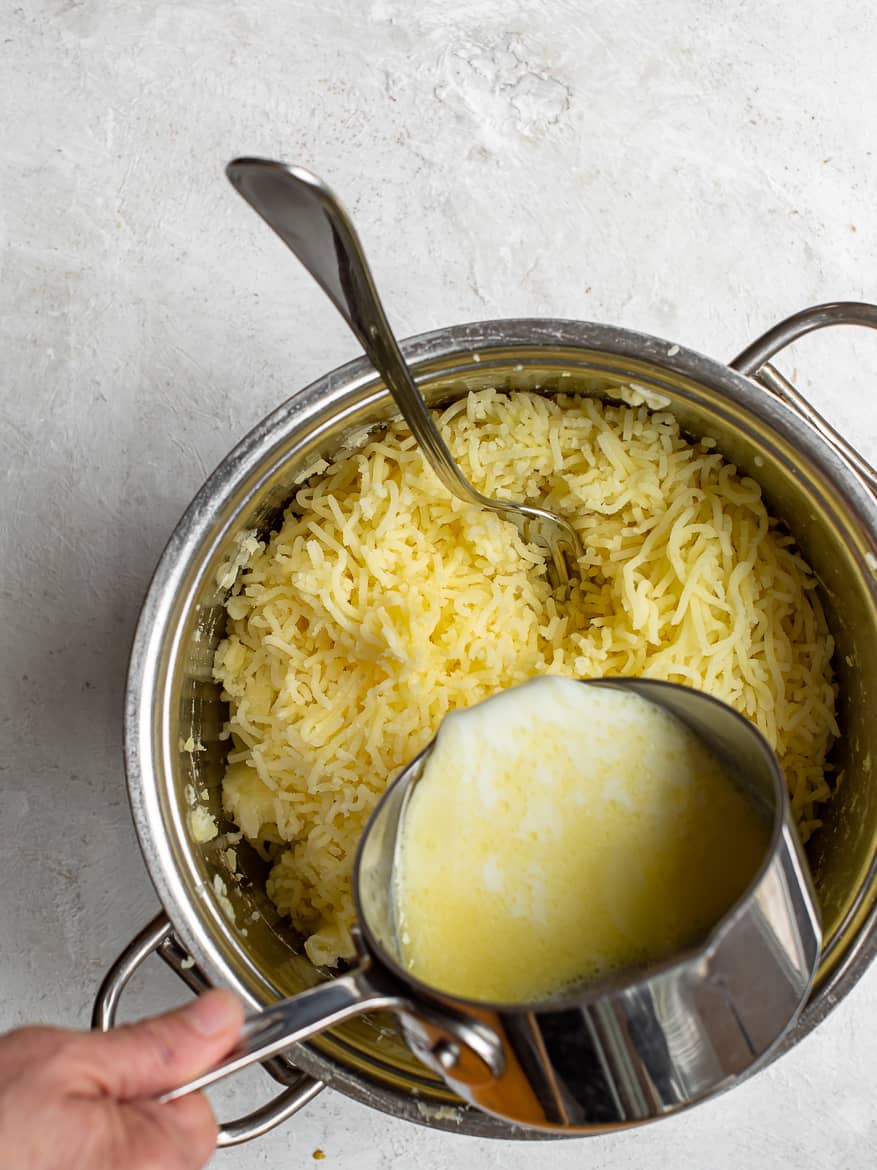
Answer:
[167,1091,218,1158]
[70,990,245,1101]
[0,1025,64,1073]
[163,1092,219,1168]
[129,1091,219,1170]
[109,1094,218,1170]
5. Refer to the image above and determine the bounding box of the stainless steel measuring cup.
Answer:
[163,678,821,1130]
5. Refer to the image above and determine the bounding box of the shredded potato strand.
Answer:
[215,390,837,967]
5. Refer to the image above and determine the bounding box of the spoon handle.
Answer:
[225,158,486,508]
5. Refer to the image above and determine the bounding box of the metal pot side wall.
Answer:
[125,320,877,1136]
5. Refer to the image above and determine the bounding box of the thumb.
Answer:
[74,990,245,1101]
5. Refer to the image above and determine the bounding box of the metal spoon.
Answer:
[225,158,582,587]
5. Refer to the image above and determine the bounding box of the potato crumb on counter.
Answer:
[214,388,837,968]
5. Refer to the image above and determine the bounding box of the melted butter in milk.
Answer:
[394,677,770,1003]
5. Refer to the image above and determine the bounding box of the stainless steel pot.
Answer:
[94,303,877,1147]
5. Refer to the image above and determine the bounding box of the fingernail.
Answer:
[188,990,241,1036]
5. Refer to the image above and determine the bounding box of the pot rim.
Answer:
[124,315,877,1129]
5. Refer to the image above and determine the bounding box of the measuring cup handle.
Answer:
[92,912,323,1147]
[730,301,877,496]
[161,962,410,1103]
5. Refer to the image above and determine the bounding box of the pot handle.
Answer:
[730,301,877,496]
[91,912,325,1148]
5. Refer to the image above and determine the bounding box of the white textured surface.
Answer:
[2,0,877,1165]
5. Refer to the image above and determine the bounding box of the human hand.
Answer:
[0,990,244,1170]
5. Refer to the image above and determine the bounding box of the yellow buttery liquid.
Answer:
[394,677,770,1003]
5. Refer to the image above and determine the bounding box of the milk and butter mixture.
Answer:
[394,677,770,1003]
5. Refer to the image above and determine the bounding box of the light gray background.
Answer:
[2,1,876,1166]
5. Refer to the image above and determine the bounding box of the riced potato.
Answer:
[214,389,837,967]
